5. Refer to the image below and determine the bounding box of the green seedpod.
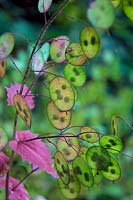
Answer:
[47,101,71,130]
[58,170,80,199]
[122,0,133,21]
[86,146,111,170]
[0,59,6,79]
[79,146,88,160]
[13,94,31,128]
[111,116,118,135]
[87,0,115,29]
[93,170,103,185]
[72,156,94,187]
[80,126,99,143]
[50,36,70,63]
[0,128,8,150]
[111,0,121,7]
[57,133,79,161]
[0,33,15,60]
[49,76,75,111]
[101,157,121,181]
[64,63,86,87]
[65,42,87,66]
[80,26,100,58]
[99,135,123,154]
[55,151,70,184]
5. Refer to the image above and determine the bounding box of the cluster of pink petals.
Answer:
[5,83,34,109]
[0,152,10,176]
[9,130,58,178]
[0,176,30,200]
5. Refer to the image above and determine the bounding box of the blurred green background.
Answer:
[0,0,133,200]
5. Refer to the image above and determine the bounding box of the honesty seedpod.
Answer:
[13,94,31,128]
[55,151,70,184]
[49,76,75,111]
[50,36,70,63]
[80,26,100,58]
[32,42,50,75]
[64,63,86,87]
[38,0,52,13]
[0,59,6,79]
[101,157,121,181]
[47,101,71,130]
[80,126,99,143]
[0,33,15,60]
[65,42,87,66]
[87,0,115,29]
[99,135,123,154]
[122,0,133,21]
[111,0,121,7]
[86,146,111,170]
[57,133,79,161]
[58,170,80,199]
[0,128,8,150]
[72,156,94,187]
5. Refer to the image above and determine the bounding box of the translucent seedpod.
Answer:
[65,43,87,66]
[64,63,86,87]
[99,135,123,154]
[101,157,121,181]
[57,133,79,161]
[0,128,8,150]
[111,0,121,7]
[80,26,100,58]
[122,0,133,21]
[0,33,15,60]
[49,76,75,111]
[72,156,94,187]
[80,126,99,143]
[47,101,71,130]
[50,36,70,63]
[86,146,111,171]
[0,59,6,79]
[54,151,70,184]
[87,0,115,29]
[13,94,31,128]
[58,170,80,199]
[32,42,50,75]
[38,0,52,13]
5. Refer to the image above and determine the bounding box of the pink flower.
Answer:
[0,152,10,176]
[0,176,30,200]
[5,83,34,109]
[9,130,58,178]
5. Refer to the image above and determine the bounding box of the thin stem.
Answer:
[116,116,133,131]
[12,167,39,191]
[20,0,71,94]
[9,57,24,76]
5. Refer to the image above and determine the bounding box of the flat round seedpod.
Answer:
[55,151,70,184]
[38,0,52,13]
[47,101,71,130]
[79,146,88,160]
[50,36,70,63]
[80,26,100,58]
[0,59,6,79]
[13,94,31,128]
[86,146,111,171]
[101,157,121,181]
[80,126,99,143]
[99,135,123,154]
[65,43,87,66]
[0,128,8,150]
[122,0,133,21]
[57,133,79,161]
[72,156,94,187]
[32,42,50,75]
[49,76,75,111]
[111,0,121,7]
[58,170,80,199]
[87,0,115,29]
[64,63,86,87]
[0,33,15,60]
